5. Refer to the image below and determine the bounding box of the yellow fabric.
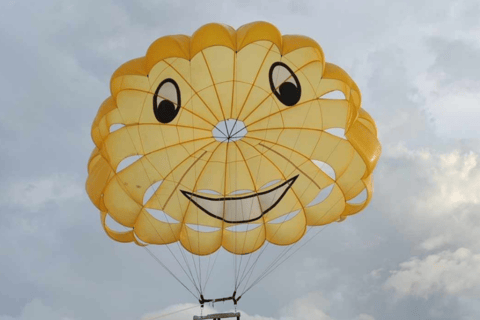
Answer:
[86,21,382,256]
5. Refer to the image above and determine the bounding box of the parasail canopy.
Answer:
[86,21,381,301]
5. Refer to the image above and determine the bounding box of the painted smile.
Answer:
[181,175,299,224]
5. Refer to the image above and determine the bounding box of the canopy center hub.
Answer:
[212,119,247,142]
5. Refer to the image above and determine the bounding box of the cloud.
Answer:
[426,37,480,85]
[140,292,337,320]
[278,291,333,320]
[376,144,480,252]
[140,303,276,320]
[356,314,375,320]
[1,174,84,211]
[1,0,480,319]
[384,248,480,299]
[141,293,377,320]
[0,299,74,320]
[414,37,480,138]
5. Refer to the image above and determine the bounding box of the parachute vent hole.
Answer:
[116,155,143,173]
[324,128,346,140]
[145,208,180,224]
[311,160,336,180]
[229,189,254,195]
[306,184,334,207]
[105,214,131,232]
[347,188,367,204]
[143,180,164,205]
[133,232,149,246]
[259,179,281,190]
[226,223,261,232]
[212,119,247,142]
[197,189,222,195]
[320,90,346,100]
[186,224,220,233]
[109,123,125,133]
[267,210,300,224]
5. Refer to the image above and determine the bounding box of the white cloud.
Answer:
[2,0,480,319]
[0,299,74,320]
[279,291,333,320]
[140,303,276,320]
[2,174,84,211]
[415,68,480,139]
[356,314,375,320]
[383,248,480,299]
[377,145,480,251]
[410,35,480,139]
[140,304,206,320]
[141,292,337,320]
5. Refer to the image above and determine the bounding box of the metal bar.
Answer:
[199,292,239,307]
[193,312,241,319]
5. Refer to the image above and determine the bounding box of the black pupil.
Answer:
[153,78,181,124]
[278,82,300,107]
[155,100,177,123]
[269,62,301,107]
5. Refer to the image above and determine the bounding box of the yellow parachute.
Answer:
[86,21,381,305]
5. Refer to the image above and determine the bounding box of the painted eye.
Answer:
[153,78,181,123]
[268,62,301,106]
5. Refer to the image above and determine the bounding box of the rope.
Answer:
[142,246,199,299]
[235,55,351,296]
[141,304,199,320]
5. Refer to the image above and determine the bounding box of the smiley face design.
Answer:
[86,22,381,255]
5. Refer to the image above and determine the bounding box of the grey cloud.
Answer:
[426,37,480,86]
[2,0,480,319]
[384,248,480,299]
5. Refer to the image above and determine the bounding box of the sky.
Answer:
[1,0,480,319]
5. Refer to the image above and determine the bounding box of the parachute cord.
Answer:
[236,119,346,294]
[236,59,349,293]
[189,57,204,298]
[177,242,203,295]
[109,106,205,296]
[142,246,199,300]
[234,50,284,293]
[132,216,202,295]
[235,243,265,292]
[242,226,325,297]
[203,251,213,290]
[142,304,199,320]
[111,80,212,296]
[239,156,368,297]
[172,139,227,298]
[240,226,329,297]
[203,247,220,292]
[231,141,263,291]
[233,50,239,292]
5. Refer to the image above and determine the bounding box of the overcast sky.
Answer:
[1,0,480,319]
